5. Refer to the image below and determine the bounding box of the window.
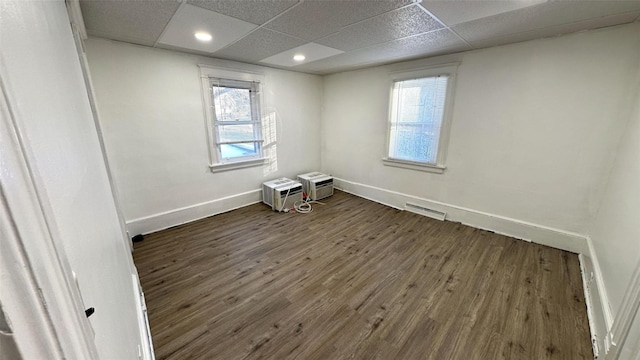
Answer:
[211,78,261,160]
[199,65,265,172]
[384,63,458,173]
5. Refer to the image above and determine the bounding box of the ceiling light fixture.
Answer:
[194,32,212,42]
[293,54,306,62]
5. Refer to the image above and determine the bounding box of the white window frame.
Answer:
[383,62,459,174]
[198,64,266,173]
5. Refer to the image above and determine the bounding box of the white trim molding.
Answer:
[579,250,611,359]
[126,189,262,235]
[333,177,589,254]
[66,0,132,252]
[210,157,267,173]
[65,0,88,40]
[579,255,601,358]
[382,157,446,174]
[132,274,155,360]
[1,80,98,359]
[586,236,615,351]
[578,235,640,360]
[606,259,640,359]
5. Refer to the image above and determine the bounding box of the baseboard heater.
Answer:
[405,202,446,221]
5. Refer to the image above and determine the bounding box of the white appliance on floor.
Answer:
[297,172,334,201]
[262,178,303,211]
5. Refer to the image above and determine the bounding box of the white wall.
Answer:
[321,23,640,240]
[85,38,322,234]
[0,1,142,359]
[620,309,640,359]
[588,65,640,318]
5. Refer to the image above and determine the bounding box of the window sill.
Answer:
[382,158,446,174]
[209,158,266,173]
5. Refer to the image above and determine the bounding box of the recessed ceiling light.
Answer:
[194,32,212,42]
[293,54,306,62]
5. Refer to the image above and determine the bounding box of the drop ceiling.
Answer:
[80,0,640,75]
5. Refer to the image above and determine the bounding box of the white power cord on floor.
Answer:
[293,197,325,214]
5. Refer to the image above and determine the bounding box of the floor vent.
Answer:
[405,202,446,221]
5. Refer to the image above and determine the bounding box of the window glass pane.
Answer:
[397,82,422,123]
[218,124,256,143]
[220,143,258,159]
[212,86,252,122]
[389,75,448,164]
[389,124,440,164]
[395,77,447,124]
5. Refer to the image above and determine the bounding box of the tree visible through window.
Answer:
[388,75,449,165]
[210,78,262,162]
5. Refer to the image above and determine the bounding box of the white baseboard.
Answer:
[126,189,262,235]
[579,236,615,358]
[131,274,154,360]
[580,253,606,358]
[580,236,615,357]
[587,236,615,331]
[334,177,589,254]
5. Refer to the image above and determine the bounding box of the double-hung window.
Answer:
[384,63,458,173]
[199,65,265,172]
[211,78,261,160]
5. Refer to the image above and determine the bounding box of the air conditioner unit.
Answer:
[297,172,334,201]
[262,178,303,211]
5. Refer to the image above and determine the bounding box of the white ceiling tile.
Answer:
[290,52,376,74]
[213,28,307,62]
[264,0,413,41]
[421,0,547,26]
[187,0,299,25]
[453,0,640,42]
[469,11,640,49]
[158,4,257,53]
[316,5,443,51]
[259,43,344,67]
[388,29,472,56]
[296,29,471,74]
[81,0,640,74]
[80,0,180,45]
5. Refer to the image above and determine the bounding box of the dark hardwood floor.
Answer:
[133,190,592,359]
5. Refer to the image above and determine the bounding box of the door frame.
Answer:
[65,0,133,253]
[1,76,98,359]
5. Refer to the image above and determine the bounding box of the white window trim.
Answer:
[381,158,446,174]
[198,64,266,172]
[383,62,459,173]
[209,157,267,173]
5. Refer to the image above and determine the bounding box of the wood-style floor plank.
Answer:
[134,190,592,359]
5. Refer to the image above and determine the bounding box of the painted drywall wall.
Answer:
[85,38,322,233]
[619,307,640,359]
[588,66,640,318]
[321,23,640,237]
[0,1,142,358]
